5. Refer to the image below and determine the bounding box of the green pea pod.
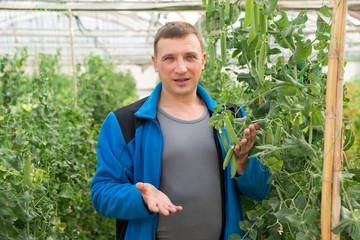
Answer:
[220,129,229,151]
[230,154,237,178]
[206,12,212,34]
[243,0,252,29]
[229,3,234,24]
[283,70,305,89]
[208,0,214,12]
[274,125,282,146]
[220,4,225,30]
[24,155,34,188]
[221,32,227,64]
[260,11,268,35]
[224,117,241,146]
[209,39,215,70]
[254,2,259,33]
[247,0,258,43]
[223,145,234,169]
[225,0,230,18]
[266,126,274,145]
[257,41,266,82]
[202,0,207,8]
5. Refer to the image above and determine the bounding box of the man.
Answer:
[91,21,271,240]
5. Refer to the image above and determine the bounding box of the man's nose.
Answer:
[174,59,187,74]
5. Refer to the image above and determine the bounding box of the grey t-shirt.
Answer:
[156,107,223,240]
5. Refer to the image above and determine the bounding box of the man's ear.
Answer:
[152,56,158,72]
[202,52,207,70]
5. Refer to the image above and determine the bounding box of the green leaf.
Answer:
[317,16,331,35]
[13,202,35,222]
[296,231,311,240]
[275,11,289,30]
[239,220,252,231]
[213,105,222,112]
[331,216,352,234]
[293,39,312,61]
[274,207,293,222]
[0,206,14,216]
[255,145,277,151]
[343,128,355,151]
[59,184,75,199]
[247,210,258,221]
[294,194,307,211]
[263,0,278,15]
[7,154,22,172]
[291,10,308,26]
[228,234,242,240]
[286,213,302,230]
[266,157,283,171]
[346,185,360,199]
[303,209,318,224]
[268,197,280,211]
[249,228,257,239]
[277,84,298,96]
[255,218,265,227]
[320,5,332,18]
[266,172,276,184]
[311,108,325,126]
[296,135,316,156]
[281,26,296,38]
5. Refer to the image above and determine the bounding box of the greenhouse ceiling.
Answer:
[1,0,360,68]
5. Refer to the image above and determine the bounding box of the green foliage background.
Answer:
[201,0,360,239]
[0,49,137,239]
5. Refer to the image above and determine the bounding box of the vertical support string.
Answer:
[68,8,77,107]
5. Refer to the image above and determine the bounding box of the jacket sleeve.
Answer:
[91,112,153,220]
[233,156,272,201]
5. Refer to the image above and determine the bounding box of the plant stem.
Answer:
[309,111,313,144]
[280,35,295,53]
[275,183,285,207]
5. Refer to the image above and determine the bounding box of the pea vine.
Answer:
[201,0,360,239]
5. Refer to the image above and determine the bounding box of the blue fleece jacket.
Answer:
[91,82,272,240]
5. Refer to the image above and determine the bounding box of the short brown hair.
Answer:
[153,21,203,56]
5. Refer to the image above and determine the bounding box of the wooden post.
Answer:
[321,0,347,239]
[331,0,348,239]
[68,8,77,107]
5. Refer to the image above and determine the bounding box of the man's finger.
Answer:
[254,123,261,130]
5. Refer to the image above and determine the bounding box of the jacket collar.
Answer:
[134,82,220,120]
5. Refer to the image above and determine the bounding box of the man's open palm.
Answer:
[136,182,183,216]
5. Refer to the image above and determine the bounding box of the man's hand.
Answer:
[233,123,261,175]
[136,182,183,216]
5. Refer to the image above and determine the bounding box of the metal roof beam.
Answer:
[0,1,205,12]
[2,0,360,11]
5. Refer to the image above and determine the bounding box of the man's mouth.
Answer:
[174,78,190,82]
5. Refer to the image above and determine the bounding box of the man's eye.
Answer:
[165,57,174,61]
[187,55,195,59]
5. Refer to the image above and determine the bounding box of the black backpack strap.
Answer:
[223,102,243,118]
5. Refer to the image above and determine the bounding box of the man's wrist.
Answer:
[236,154,249,175]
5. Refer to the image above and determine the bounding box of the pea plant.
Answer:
[0,50,137,239]
[202,0,360,239]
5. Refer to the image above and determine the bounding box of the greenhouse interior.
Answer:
[1,0,360,239]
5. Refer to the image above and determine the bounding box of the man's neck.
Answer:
[158,90,205,121]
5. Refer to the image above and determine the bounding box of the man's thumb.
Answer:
[136,182,144,191]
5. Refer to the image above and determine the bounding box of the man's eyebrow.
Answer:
[161,51,199,58]
[185,51,199,56]
[162,53,174,59]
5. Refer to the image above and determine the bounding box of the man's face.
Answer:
[152,34,206,98]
